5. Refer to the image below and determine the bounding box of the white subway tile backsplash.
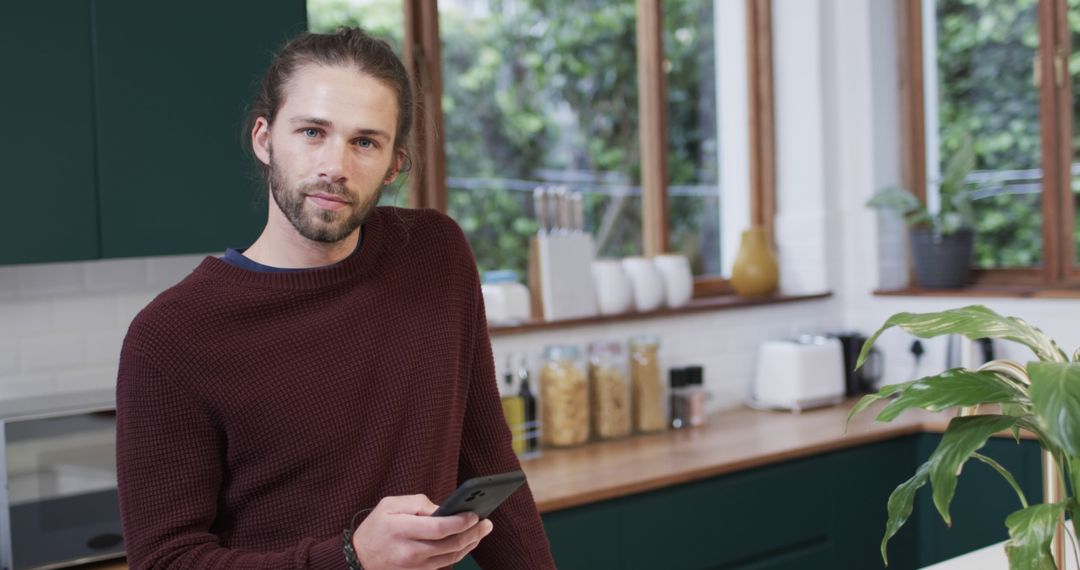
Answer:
[56,366,116,392]
[0,300,51,339]
[0,340,17,375]
[87,330,125,366]
[148,254,206,289]
[116,292,160,328]
[51,296,118,331]
[21,334,85,372]
[0,267,16,298]
[85,259,149,293]
[0,373,57,400]
[489,299,835,418]
[17,262,83,297]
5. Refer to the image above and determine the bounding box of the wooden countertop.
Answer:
[80,400,1005,569]
[521,399,957,513]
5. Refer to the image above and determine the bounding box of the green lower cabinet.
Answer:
[455,435,1042,569]
[731,541,833,570]
[829,437,919,570]
[458,500,622,570]
[620,456,830,569]
[542,501,623,569]
[914,433,1043,567]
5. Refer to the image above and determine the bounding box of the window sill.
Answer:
[488,292,832,336]
[873,286,1080,299]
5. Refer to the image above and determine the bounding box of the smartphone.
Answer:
[431,470,527,519]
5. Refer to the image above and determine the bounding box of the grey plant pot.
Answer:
[909,228,974,288]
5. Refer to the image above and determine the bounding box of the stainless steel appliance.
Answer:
[1,389,122,570]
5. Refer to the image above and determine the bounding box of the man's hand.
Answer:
[352,494,494,570]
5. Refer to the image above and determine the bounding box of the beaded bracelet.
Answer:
[342,507,374,570]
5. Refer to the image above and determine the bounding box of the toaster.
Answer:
[751,336,846,412]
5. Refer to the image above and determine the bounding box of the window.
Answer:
[665,1,722,277]
[308,0,776,299]
[901,0,1079,285]
[439,1,643,278]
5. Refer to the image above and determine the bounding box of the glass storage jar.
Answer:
[587,340,632,440]
[539,344,589,447]
[629,335,666,433]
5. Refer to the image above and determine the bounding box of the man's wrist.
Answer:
[343,507,374,570]
[342,528,362,570]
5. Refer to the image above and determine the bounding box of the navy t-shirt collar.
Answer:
[221,226,364,273]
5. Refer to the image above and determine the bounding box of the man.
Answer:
[116,27,555,569]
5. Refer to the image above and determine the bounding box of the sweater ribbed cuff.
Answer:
[306,536,348,569]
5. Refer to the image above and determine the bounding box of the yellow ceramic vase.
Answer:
[730,227,779,297]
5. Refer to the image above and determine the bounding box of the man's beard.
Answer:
[268,155,381,244]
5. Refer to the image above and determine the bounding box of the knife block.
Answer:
[529,232,598,322]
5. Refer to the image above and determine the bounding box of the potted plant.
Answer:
[848,305,1078,568]
[867,139,978,288]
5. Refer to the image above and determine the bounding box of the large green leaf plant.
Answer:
[847,305,1080,568]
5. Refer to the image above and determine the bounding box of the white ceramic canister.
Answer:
[482,270,531,323]
[653,254,693,308]
[591,259,633,315]
[620,257,665,312]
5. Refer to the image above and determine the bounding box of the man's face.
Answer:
[252,64,401,243]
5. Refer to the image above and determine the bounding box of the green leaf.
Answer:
[845,380,918,430]
[857,306,1067,368]
[1004,502,1068,570]
[999,403,1028,441]
[1028,362,1080,457]
[970,452,1029,510]
[881,461,931,565]
[874,369,1026,423]
[867,186,926,220]
[926,414,1020,525]
[978,359,1032,394]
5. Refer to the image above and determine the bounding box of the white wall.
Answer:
[772,0,830,295]
[0,256,206,398]
[490,298,839,412]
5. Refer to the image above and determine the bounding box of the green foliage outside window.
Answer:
[934,0,1080,269]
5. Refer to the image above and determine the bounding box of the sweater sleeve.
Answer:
[115,338,344,569]
[456,282,556,569]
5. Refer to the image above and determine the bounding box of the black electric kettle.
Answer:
[832,332,884,397]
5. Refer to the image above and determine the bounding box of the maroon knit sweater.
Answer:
[116,207,555,569]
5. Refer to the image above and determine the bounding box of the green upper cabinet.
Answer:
[0,2,100,264]
[92,0,307,258]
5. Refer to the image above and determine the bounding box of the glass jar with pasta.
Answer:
[539,344,589,447]
[629,335,666,433]
[587,340,631,440]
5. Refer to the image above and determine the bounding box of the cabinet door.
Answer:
[92,0,307,258]
[456,501,622,570]
[0,2,99,264]
[915,434,1043,567]
[620,456,831,570]
[731,541,832,570]
[829,437,919,570]
[543,501,623,569]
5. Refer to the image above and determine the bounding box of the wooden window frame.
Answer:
[898,0,1076,288]
[402,0,776,299]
